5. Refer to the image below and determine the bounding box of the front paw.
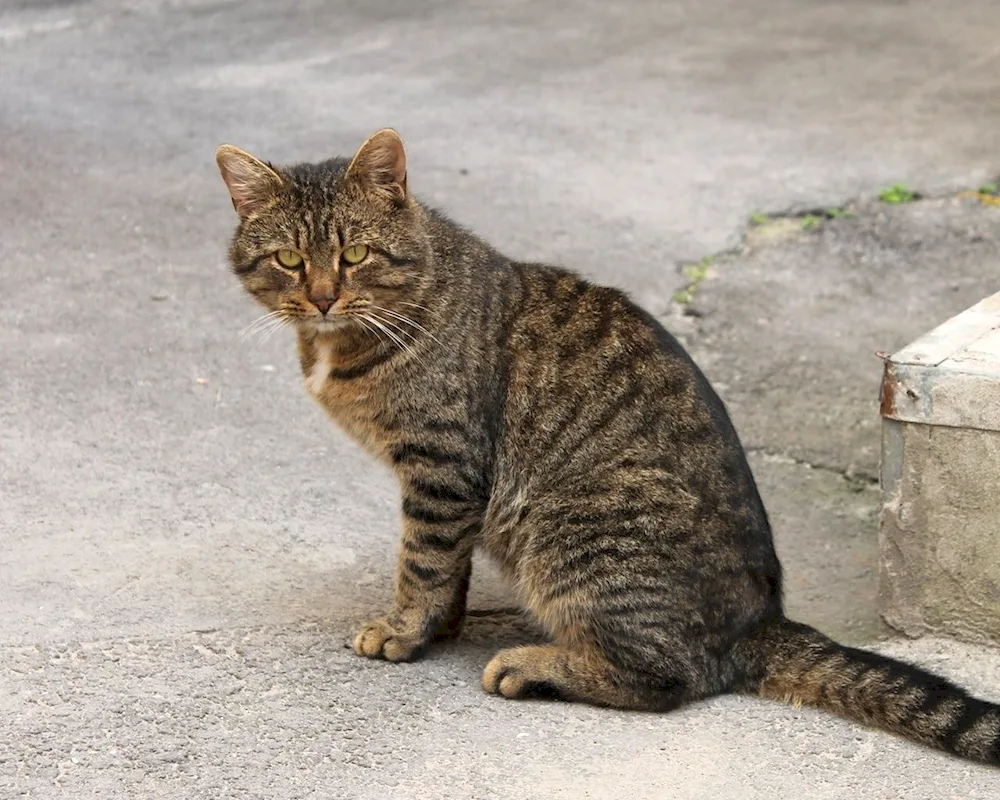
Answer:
[353,617,426,662]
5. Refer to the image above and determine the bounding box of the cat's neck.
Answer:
[296,324,382,376]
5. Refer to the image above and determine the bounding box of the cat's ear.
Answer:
[215,145,284,217]
[345,129,407,203]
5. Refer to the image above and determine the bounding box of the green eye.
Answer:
[342,244,369,265]
[275,249,303,268]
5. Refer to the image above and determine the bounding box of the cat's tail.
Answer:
[740,615,1000,764]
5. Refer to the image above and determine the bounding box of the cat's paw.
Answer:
[482,646,565,700]
[352,617,425,662]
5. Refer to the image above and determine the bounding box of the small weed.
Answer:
[801,215,822,230]
[879,183,916,204]
[749,210,770,226]
[825,207,856,219]
[674,256,713,305]
[683,256,713,279]
[980,182,998,196]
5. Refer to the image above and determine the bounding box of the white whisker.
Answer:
[398,300,442,320]
[344,310,384,344]
[366,311,428,369]
[257,317,290,346]
[240,322,280,347]
[369,305,442,346]
[238,310,285,342]
[353,313,388,349]
[368,310,418,342]
[240,312,291,350]
[363,313,409,352]
[350,313,378,342]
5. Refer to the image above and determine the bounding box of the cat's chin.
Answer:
[307,317,350,335]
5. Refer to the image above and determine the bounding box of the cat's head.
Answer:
[215,129,433,335]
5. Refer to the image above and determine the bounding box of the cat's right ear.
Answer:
[345,129,407,204]
[215,145,283,217]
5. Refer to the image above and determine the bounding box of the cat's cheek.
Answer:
[248,288,278,310]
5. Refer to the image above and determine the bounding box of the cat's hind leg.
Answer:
[482,643,687,711]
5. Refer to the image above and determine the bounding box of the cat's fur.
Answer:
[216,129,1000,764]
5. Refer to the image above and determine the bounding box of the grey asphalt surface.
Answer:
[2,1,1000,797]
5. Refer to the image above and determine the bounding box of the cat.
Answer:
[215,129,1000,764]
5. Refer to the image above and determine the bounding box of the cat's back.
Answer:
[488,259,770,534]
[499,261,744,460]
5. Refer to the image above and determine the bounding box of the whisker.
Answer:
[242,310,283,326]
[244,312,289,338]
[369,305,443,345]
[347,311,382,344]
[241,313,291,350]
[349,313,378,342]
[238,310,285,342]
[257,317,290,346]
[241,319,283,346]
[398,300,443,320]
[362,313,423,367]
[368,311,429,354]
[368,309,418,342]
[366,311,429,369]
[348,312,389,350]
[363,313,409,352]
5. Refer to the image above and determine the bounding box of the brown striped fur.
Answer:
[215,130,1000,764]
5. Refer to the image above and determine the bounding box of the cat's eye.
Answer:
[341,244,369,265]
[275,249,303,269]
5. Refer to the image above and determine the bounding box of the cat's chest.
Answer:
[303,339,390,453]
[304,340,368,410]
[305,341,335,397]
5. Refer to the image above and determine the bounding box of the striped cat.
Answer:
[216,129,1000,764]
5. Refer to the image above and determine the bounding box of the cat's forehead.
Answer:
[272,157,396,241]
[284,157,386,216]
[280,157,350,206]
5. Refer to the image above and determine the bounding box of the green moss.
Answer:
[879,183,915,204]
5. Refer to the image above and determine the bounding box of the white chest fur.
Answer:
[306,339,334,397]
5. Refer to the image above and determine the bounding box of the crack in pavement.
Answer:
[745,445,879,487]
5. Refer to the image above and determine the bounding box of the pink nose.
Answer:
[311,296,334,314]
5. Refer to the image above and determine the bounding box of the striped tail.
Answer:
[746,617,1000,764]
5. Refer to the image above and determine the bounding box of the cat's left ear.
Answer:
[215,145,284,217]
[345,129,407,204]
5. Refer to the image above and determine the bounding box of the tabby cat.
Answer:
[215,129,1000,764]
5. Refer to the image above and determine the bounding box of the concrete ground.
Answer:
[2,0,999,797]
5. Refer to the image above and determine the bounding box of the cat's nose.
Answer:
[310,296,335,314]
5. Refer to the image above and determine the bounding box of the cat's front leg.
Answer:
[353,481,480,662]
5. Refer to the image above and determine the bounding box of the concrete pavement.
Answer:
[2,0,1000,797]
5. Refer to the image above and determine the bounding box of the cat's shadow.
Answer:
[318,605,544,663]
[339,606,545,665]
[419,607,549,676]
[444,606,545,655]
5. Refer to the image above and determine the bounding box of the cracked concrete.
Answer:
[744,446,878,486]
[3,0,1000,797]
